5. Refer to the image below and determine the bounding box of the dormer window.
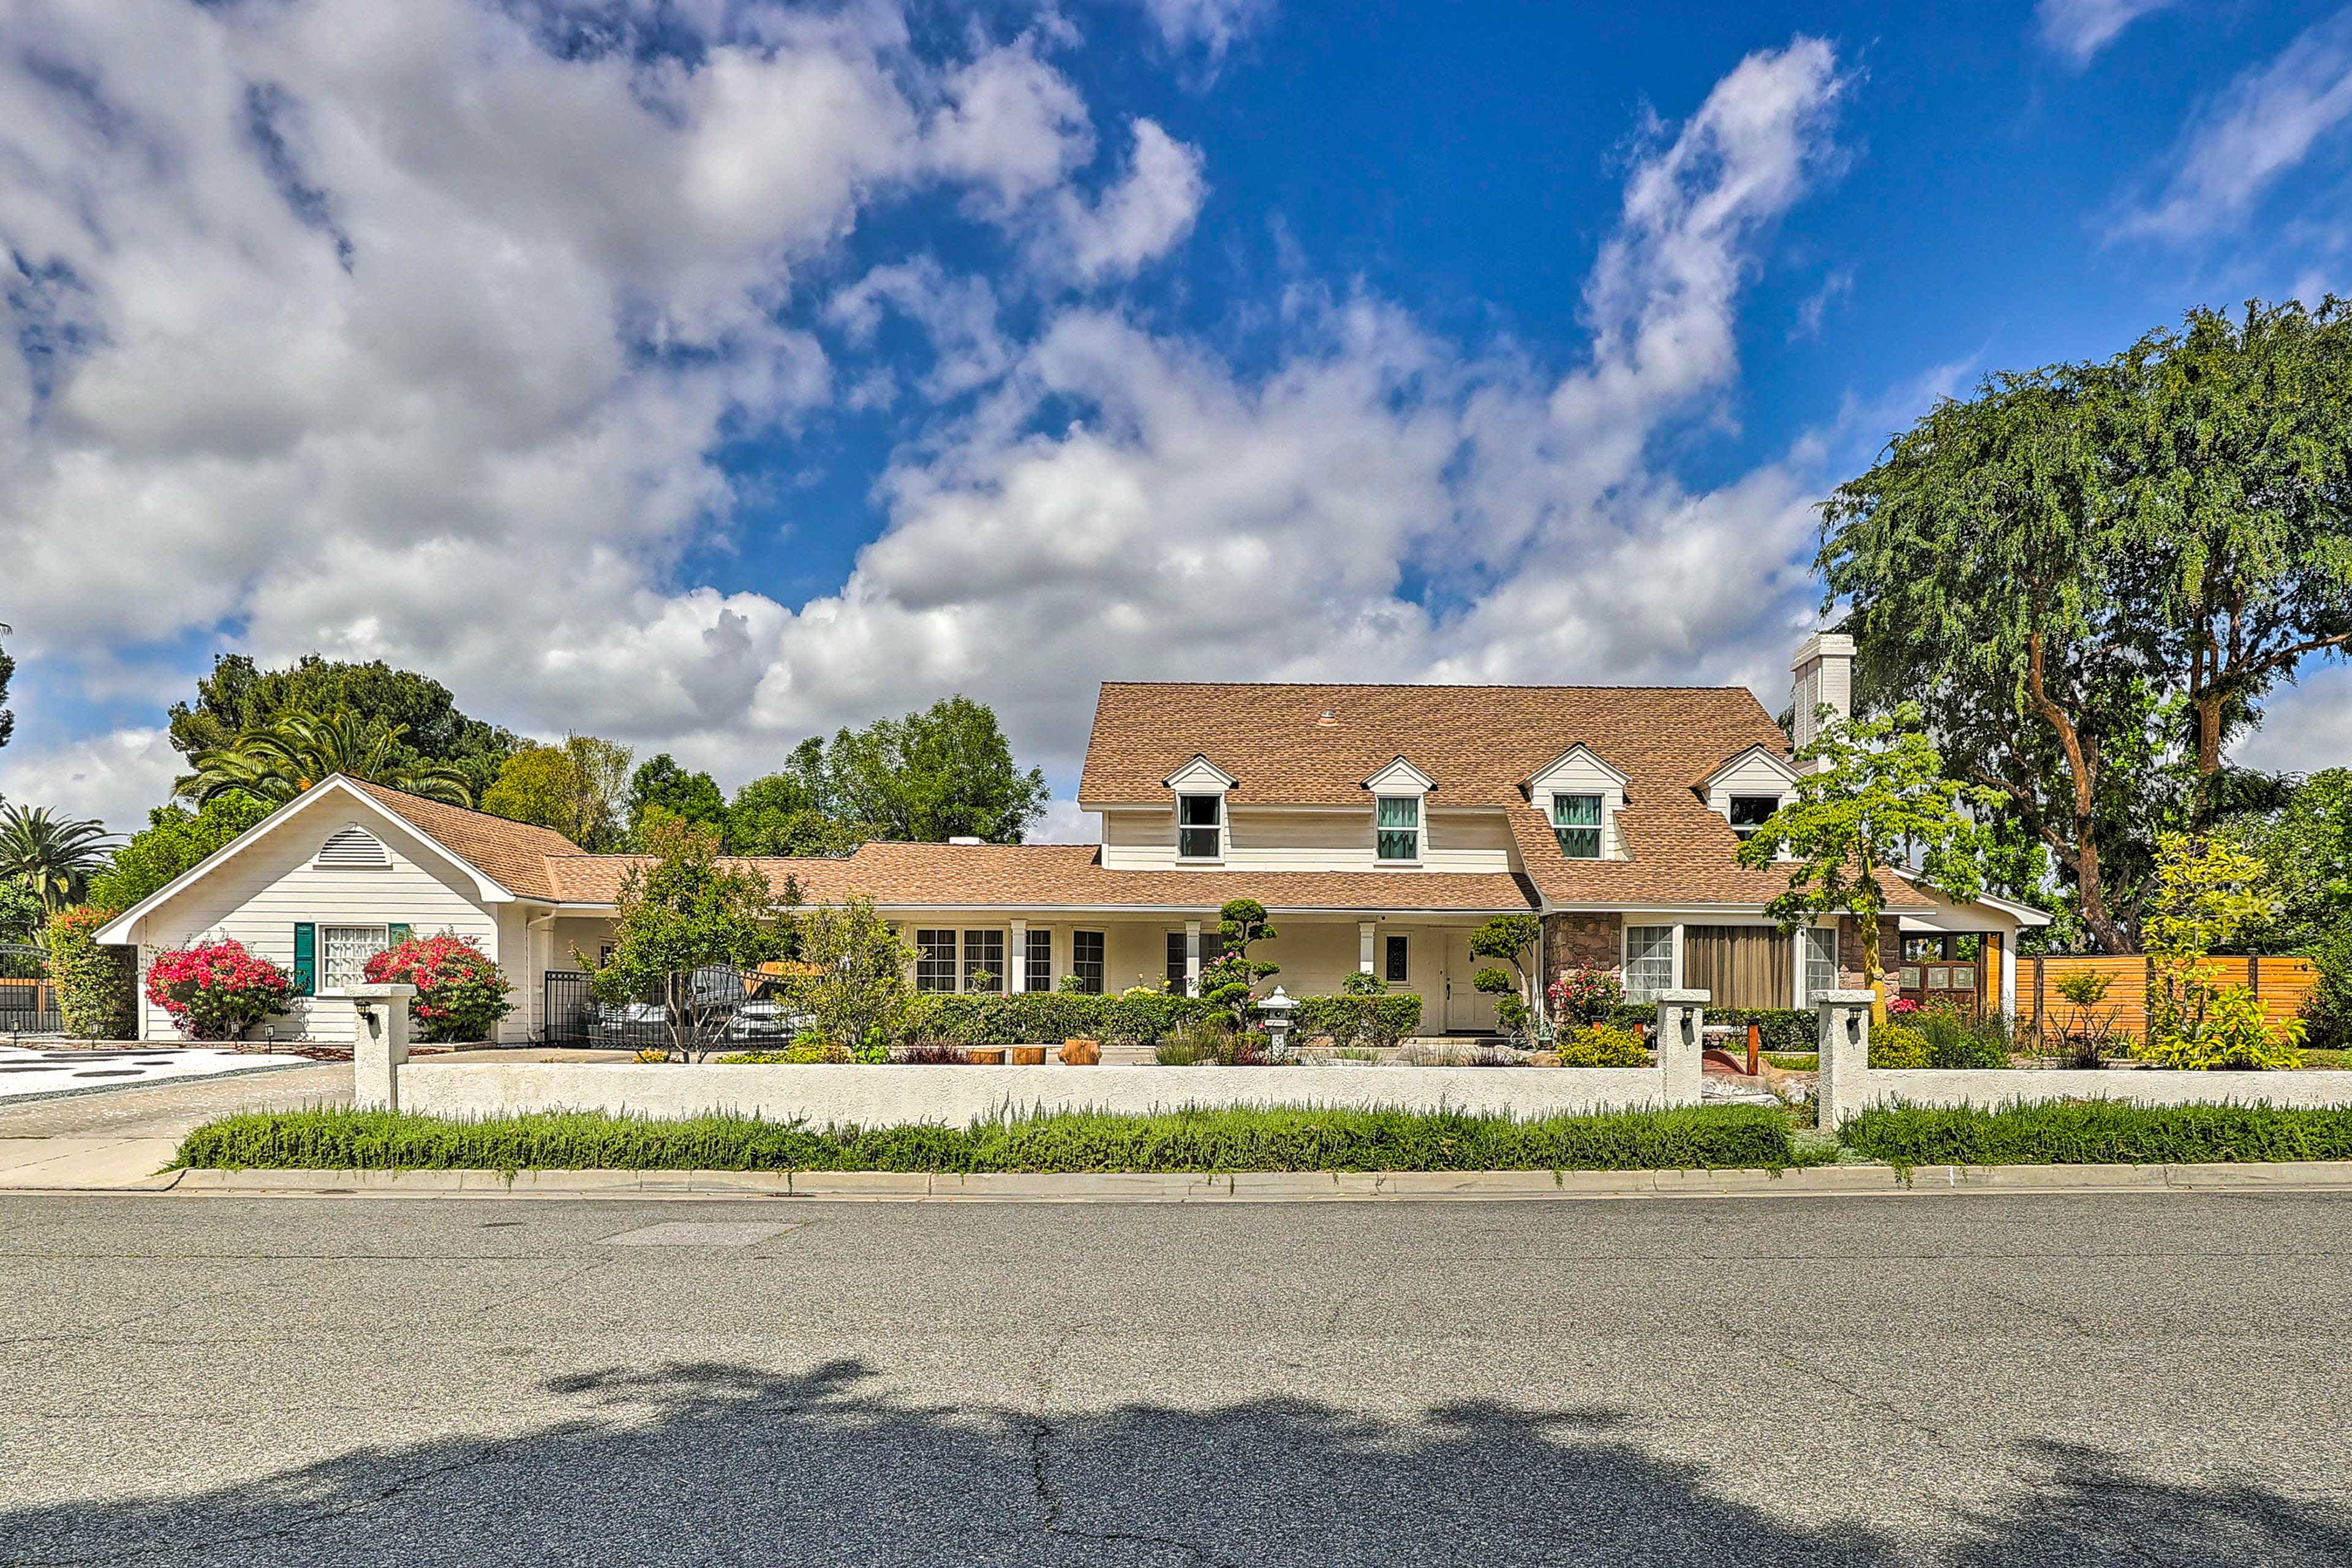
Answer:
[1551,794,1602,858]
[1728,796,1781,840]
[1177,794,1223,860]
[1376,796,1420,861]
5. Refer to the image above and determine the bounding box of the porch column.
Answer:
[1359,921,1376,974]
[1655,989,1708,1107]
[350,984,415,1113]
[1009,919,1028,993]
[1185,919,1202,997]
[1814,990,1875,1133]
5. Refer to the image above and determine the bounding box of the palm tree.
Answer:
[186,711,474,808]
[0,805,115,914]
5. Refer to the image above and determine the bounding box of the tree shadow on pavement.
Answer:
[4,1359,2346,1567]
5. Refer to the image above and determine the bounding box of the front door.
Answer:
[1441,929,1500,1034]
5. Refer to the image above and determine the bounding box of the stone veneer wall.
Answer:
[1836,916,1902,993]
[1544,912,1620,982]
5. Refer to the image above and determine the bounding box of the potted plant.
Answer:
[1008,1045,1046,1065]
[1059,1038,1101,1065]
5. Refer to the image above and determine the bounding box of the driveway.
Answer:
[1,1189,2346,1565]
[0,1055,350,1190]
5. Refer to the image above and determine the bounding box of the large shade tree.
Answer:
[88,794,276,911]
[793,696,1047,844]
[187,712,473,807]
[168,654,518,805]
[481,734,633,850]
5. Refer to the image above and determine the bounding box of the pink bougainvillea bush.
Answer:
[145,940,294,1041]
[364,932,515,1043]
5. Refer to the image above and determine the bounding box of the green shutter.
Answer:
[388,923,413,948]
[292,924,315,997]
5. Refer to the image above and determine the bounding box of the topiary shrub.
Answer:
[1869,1022,1929,1068]
[44,906,135,1039]
[144,938,293,1041]
[1556,1023,1648,1068]
[363,932,515,1043]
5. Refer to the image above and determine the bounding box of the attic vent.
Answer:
[315,824,391,869]
[1316,709,1336,727]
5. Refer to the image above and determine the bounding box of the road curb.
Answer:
[65,1158,2352,1202]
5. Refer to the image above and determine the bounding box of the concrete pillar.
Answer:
[1814,989,1876,1132]
[350,983,416,1113]
[1359,921,1376,974]
[1009,919,1028,993]
[1654,989,1708,1106]
[1185,919,1202,997]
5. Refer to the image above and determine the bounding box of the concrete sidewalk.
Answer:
[12,1157,2352,1201]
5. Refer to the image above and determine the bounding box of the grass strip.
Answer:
[1841,1101,2352,1166]
[176,1102,1805,1174]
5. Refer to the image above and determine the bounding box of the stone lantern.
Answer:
[1259,986,1298,1060]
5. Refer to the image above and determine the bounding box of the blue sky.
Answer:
[3,0,2350,834]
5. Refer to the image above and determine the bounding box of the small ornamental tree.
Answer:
[363,932,515,1043]
[44,905,136,1039]
[1197,898,1279,1028]
[2136,832,2301,1068]
[1736,703,1991,1007]
[1470,913,1542,1042]
[144,938,293,1041]
[586,818,788,1060]
[786,897,912,1055]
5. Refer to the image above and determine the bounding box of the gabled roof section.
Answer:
[1695,743,1800,793]
[1080,683,1786,810]
[94,776,583,943]
[1363,756,1436,793]
[341,777,581,901]
[1520,741,1630,794]
[1162,754,1238,791]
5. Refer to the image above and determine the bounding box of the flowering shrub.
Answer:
[1549,965,1625,1027]
[363,933,515,1042]
[145,940,293,1040]
[45,905,136,1039]
[1887,996,1920,1016]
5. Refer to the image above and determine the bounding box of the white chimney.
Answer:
[1790,633,1855,763]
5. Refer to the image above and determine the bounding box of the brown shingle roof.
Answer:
[545,842,1534,913]
[342,776,581,901]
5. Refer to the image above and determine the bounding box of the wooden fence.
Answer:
[2016,955,2320,1039]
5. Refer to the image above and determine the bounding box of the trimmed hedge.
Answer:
[897,991,1207,1048]
[1607,1004,1817,1050]
[1841,1101,2352,1166]
[1294,993,1422,1048]
[176,1102,1803,1174]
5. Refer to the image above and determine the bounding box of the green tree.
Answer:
[1735,705,1990,1001]
[625,755,726,845]
[725,770,864,856]
[0,876,40,945]
[1469,913,1542,1042]
[1820,364,2169,953]
[2225,768,2352,952]
[1196,898,1279,1027]
[786,897,912,1051]
[799,696,1047,843]
[0,805,115,914]
[187,711,474,807]
[87,795,276,911]
[584,818,789,1060]
[480,734,634,850]
[2105,300,2352,817]
[2138,831,2300,1068]
[168,654,518,805]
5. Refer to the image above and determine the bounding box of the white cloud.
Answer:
[2231,664,2352,777]
[1134,0,1276,61]
[1047,119,1208,282]
[1,13,1856,830]
[2119,9,2352,240]
[0,728,179,837]
[2036,0,2178,64]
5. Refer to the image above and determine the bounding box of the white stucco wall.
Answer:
[126,806,508,1043]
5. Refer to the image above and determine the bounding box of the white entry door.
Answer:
[1441,930,1501,1033]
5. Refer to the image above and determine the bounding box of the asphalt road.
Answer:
[2,1190,2348,1567]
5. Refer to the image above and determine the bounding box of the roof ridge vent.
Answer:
[315,823,391,869]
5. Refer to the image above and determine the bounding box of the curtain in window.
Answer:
[1552,794,1602,858]
[1376,796,1419,861]
[1683,926,1794,1009]
[1624,925,1674,999]
[322,926,386,992]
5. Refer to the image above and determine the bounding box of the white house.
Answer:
[96,635,2045,1042]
